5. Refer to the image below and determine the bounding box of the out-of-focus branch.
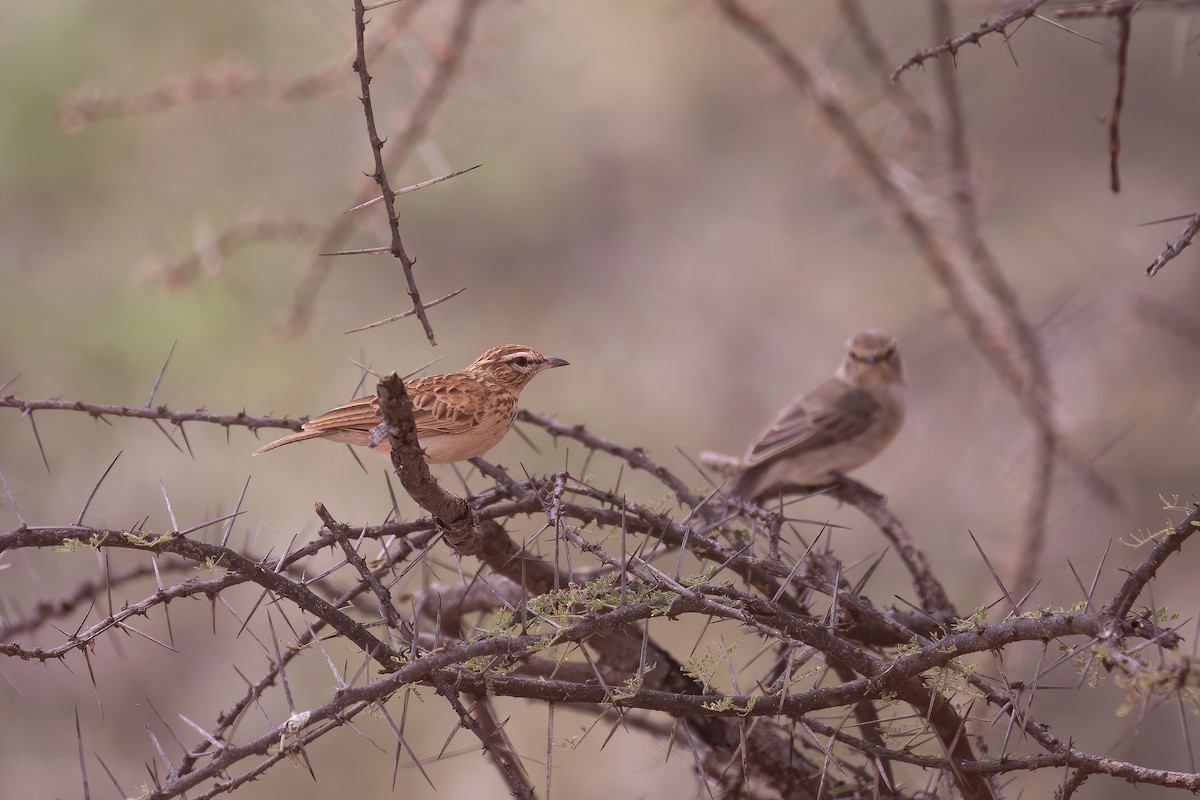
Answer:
[152,216,327,290]
[713,0,1032,408]
[1014,431,1057,582]
[1108,9,1133,193]
[407,576,526,636]
[1133,295,1200,344]
[62,60,345,130]
[837,0,932,132]
[715,0,1121,592]
[59,5,423,129]
[930,0,1059,588]
[1054,0,1200,20]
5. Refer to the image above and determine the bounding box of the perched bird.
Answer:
[701,330,905,503]
[253,344,568,463]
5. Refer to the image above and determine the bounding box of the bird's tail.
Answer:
[701,451,764,502]
[252,429,326,455]
[698,451,743,479]
[728,466,766,503]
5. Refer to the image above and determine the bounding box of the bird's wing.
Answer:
[407,376,491,437]
[304,381,492,438]
[302,377,490,439]
[301,395,381,436]
[742,381,880,467]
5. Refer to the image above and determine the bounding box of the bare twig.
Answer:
[838,0,932,131]
[282,0,484,339]
[349,0,437,344]
[891,0,1052,81]
[1146,211,1200,276]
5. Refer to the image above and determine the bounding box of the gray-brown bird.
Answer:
[700,330,905,503]
[253,344,568,463]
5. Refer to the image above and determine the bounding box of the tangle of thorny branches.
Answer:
[1,383,1197,800]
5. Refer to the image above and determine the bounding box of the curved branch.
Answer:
[891,0,1051,81]
[831,475,956,618]
[1105,502,1200,623]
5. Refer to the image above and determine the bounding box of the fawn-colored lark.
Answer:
[701,330,905,503]
[253,344,568,463]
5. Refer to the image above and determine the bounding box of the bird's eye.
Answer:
[511,356,532,368]
[852,347,891,363]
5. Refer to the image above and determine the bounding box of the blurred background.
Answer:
[1,1,1199,797]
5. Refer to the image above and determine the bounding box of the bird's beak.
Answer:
[542,357,570,369]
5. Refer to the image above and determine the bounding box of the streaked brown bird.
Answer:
[253,344,568,463]
[701,330,905,503]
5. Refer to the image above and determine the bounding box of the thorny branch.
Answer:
[901,0,1200,272]
[349,0,436,345]
[4,380,1196,797]
[282,0,485,339]
[11,2,1200,797]
[1106,503,1200,623]
[0,393,303,451]
[1146,212,1200,277]
[890,0,1051,81]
